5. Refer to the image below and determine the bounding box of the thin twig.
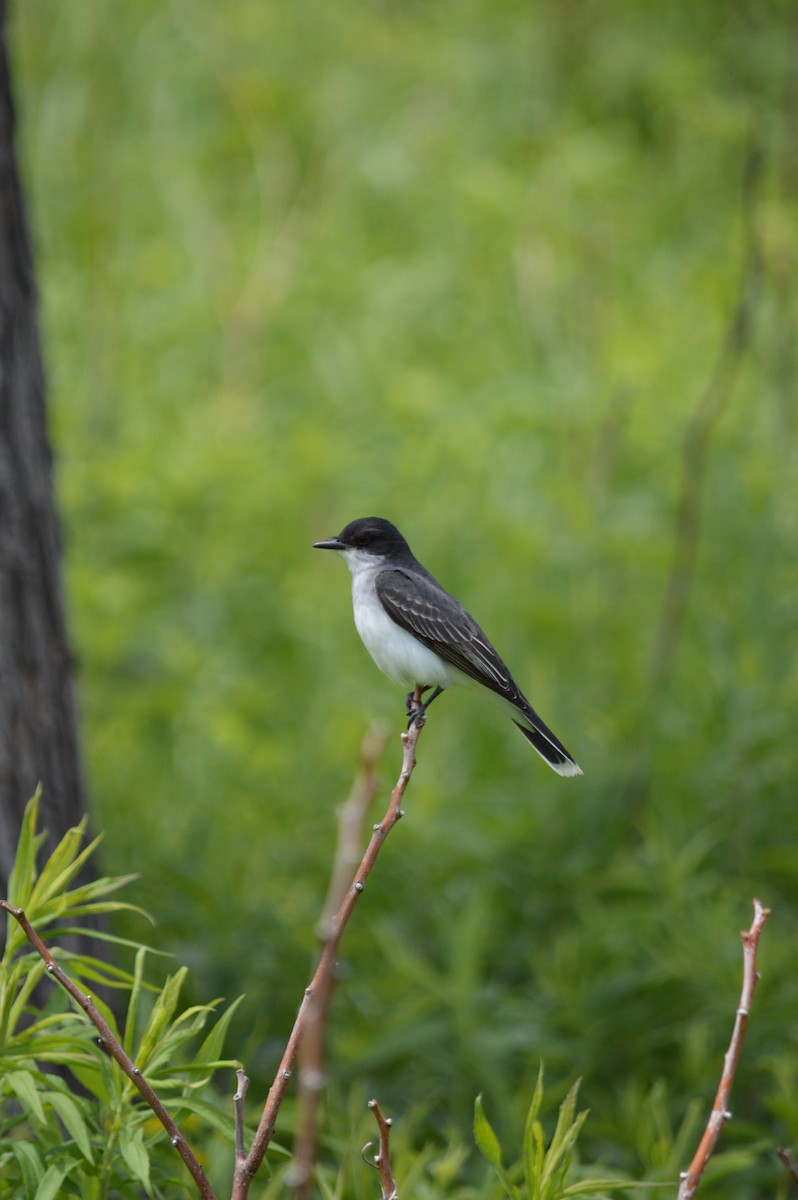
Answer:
[777,1147,798,1186]
[234,1069,250,1162]
[0,899,217,1200]
[368,1098,398,1200]
[290,722,390,1199]
[677,898,770,1200]
[649,141,763,691]
[232,695,426,1200]
[625,143,764,810]
[317,721,390,940]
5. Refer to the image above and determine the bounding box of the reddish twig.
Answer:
[290,721,390,1199]
[0,899,217,1200]
[778,1147,798,1186]
[232,697,426,1200]
[367,1098,398,1200]
[677,898,771,1200]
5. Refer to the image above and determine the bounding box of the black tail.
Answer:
[512,717,582,777]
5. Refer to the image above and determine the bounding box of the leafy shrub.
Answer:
[0,794,240,1199]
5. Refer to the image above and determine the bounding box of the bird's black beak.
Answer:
[312,537,345,551]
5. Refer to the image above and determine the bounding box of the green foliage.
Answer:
[7,1,798,1195]
[474,1069,647,1200]
[0,796,241,1199]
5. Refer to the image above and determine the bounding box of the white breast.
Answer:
[346,553,452,689]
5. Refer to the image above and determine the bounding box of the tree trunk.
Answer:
[0,0,87,891]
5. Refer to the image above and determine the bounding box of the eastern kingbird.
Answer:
[313,517,582,776]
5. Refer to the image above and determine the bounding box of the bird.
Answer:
[313,516,582,776]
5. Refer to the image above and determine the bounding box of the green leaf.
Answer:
[45,1090,94,1163]
[540,1081,587,1198]
[562,1181,667,1196]
[192,993,245,1068]
[124,945,148,1057]
[135,967,188,1068]
[530,1120,546,1200]
[550,1080,581,1157]
[118,1124,151,1191]
[6,1069,47,1123]
[474,1093,503,1169]
[524,1064,545,1194]
[67,1058,107,1103]
[170,1092,239,1142]
[34,1164,71,1200]
[28,822,94,912]
[7,957,49,1038]
[11,1139,45,1195]
[55,901,153,922]
[36,873,139,920]
[474,1094,519,1200]
[5,791,45,956]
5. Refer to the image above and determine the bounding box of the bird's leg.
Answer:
[406,687,429,720]
[407,686,444,729]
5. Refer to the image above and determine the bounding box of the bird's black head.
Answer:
[313,517,413,559]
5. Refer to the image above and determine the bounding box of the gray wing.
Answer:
[375,568,520,700]
[377,567,581,773]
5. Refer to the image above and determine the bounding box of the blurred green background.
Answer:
[9,0,798,1193]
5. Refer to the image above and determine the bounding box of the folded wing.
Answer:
[375,567,518,698]
[375,567,581,776]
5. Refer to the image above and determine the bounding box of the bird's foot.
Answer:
[406,686,444,729]
[406,686,428,728]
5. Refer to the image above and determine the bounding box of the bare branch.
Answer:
[318,720,390,940]
[650,141,763,692]
[777,1147,798,1186]
[368,1098,398,1200]
[291,722,390,1199]
[677,898,771,1200]
[234,1069,250,1162]
[625,142,764,809]
[0,899,217,1200]
[232,696,426,1200]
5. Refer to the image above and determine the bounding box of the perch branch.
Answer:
[0,899,217,1200]
[290,721,390,1199]
[232,692,426,1200]
[677,898,770,1200]
[368,1098,398,1200]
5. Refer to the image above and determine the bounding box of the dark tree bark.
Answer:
[0,0,87,890]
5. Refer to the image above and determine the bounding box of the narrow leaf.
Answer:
[474,1095,519,1200]
[34,1164,70,1200]
[119,1124,151,1191]
[193,994,245,1067]
[11,1139,45,1194]
[8,957,49,1037]
[45,1090,94,1163]
[6,1069,47,1123]
[524,1063,545,1192]
[474,1094,503,1169]
[562,1180,665,1196]
[135,967,188,1067]
[124,945,148,1057]
[28,822,93,911]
